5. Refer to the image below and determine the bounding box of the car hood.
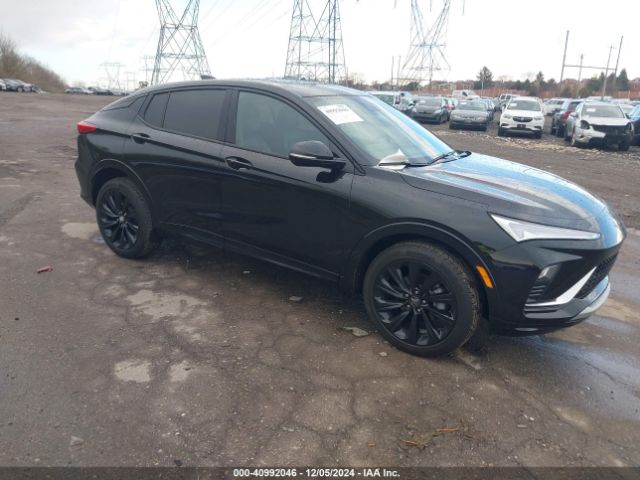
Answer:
[399,152,608,229]
[583,116,630,126]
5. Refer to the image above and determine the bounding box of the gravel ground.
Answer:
[0,93,639,468]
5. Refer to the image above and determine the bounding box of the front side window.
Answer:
[235,92,329,157]
[307,94,451,166]
[163,89,226,140]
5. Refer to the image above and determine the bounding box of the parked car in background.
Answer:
[498,93,517,110]
[629,104,640,145]
[617,103,634,117]
[452,89,479,100]
[565,102,633,150]
[543,98,568,116]
[87,87,113,96]
[443,97,454,114]
[0,79,6,91]
[3,79,33,92]
[449,100,490,131]
[394,91,415,114]
[499,96,544,138]
[482,99,496,121]
[410,96,449,123]
[74,79,625,357]
[551,99,582,137]
[370,91,396,106]
[66,87,90,94]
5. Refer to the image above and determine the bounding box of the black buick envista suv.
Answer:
[75,80,625,357]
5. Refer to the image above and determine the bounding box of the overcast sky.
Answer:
[1,0,638,87]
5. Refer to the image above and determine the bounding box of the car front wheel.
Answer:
[363,242,481,357]
[96,177,158,259]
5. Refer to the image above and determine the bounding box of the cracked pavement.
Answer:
[0,93,639,467]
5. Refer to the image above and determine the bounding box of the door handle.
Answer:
[131,133,150,144]
[225,156,252,170]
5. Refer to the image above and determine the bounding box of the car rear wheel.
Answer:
[363,242,480,357]
[618,140,630,151]
[96,178,158,259]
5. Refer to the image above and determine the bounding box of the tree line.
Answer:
[475,65,631,98]
[0,33,66,93]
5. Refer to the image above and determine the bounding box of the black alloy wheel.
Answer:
[364,242,480,357]
[373,260,457,347]
[99,190,140,251]
[96,177,158,258]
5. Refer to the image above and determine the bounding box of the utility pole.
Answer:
[601,45,613,100]
[151,0,211,85]
[559,30,569,84]
[611,35,623,93]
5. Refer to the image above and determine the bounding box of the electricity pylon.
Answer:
[284,0,346,84]
[151,0,212,85]
[398,0,451,87]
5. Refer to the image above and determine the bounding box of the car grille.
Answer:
[592,125,625,135]
[513,116,532,122]
[576,254,618,299]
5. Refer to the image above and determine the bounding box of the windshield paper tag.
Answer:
[317,104,364,125]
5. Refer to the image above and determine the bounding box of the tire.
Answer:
[618,140,630,151]
[17,87,24,93]
[556,125,564,138]
[498,127,505,137]
[534,131,542,139]
[564,127,571,142]
[449,123,455,130]
[363,241,481,357]
[95,177,158,259]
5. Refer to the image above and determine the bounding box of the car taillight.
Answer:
[77,121,97,134]
[562,111,570,120]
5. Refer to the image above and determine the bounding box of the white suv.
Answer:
[499,96,544,138]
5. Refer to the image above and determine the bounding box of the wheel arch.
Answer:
[340,222,496,320]
[90,159,152,209]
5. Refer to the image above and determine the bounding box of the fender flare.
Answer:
[89,159,152,207]
[339,221,499,315]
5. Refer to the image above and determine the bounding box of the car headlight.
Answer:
[502,114,512,119]
[535,116,544,121]
[490,214,600,242]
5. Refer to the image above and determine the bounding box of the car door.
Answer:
[125,87,229,244]
[219,89,355,278]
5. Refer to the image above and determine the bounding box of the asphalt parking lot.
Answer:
[1,93,639,467]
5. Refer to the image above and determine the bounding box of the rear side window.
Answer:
[144,93,169,127]
[163,89,226,140]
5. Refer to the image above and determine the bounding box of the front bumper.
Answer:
[412,111,444,122]
[484,210,625,335]
[500,117,544,134]
[572,127,632,146]
[450,117,488,128]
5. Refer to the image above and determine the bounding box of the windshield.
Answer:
[583,105,625,118]
[308,95,451,166]
[418,97,442,106]
[457,101,486,111]
[507,100,541,112]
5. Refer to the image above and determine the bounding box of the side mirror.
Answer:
[289,141,346,170]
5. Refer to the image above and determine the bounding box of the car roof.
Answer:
[134,79,363,99]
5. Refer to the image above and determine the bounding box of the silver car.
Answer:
[565,102,633,151]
